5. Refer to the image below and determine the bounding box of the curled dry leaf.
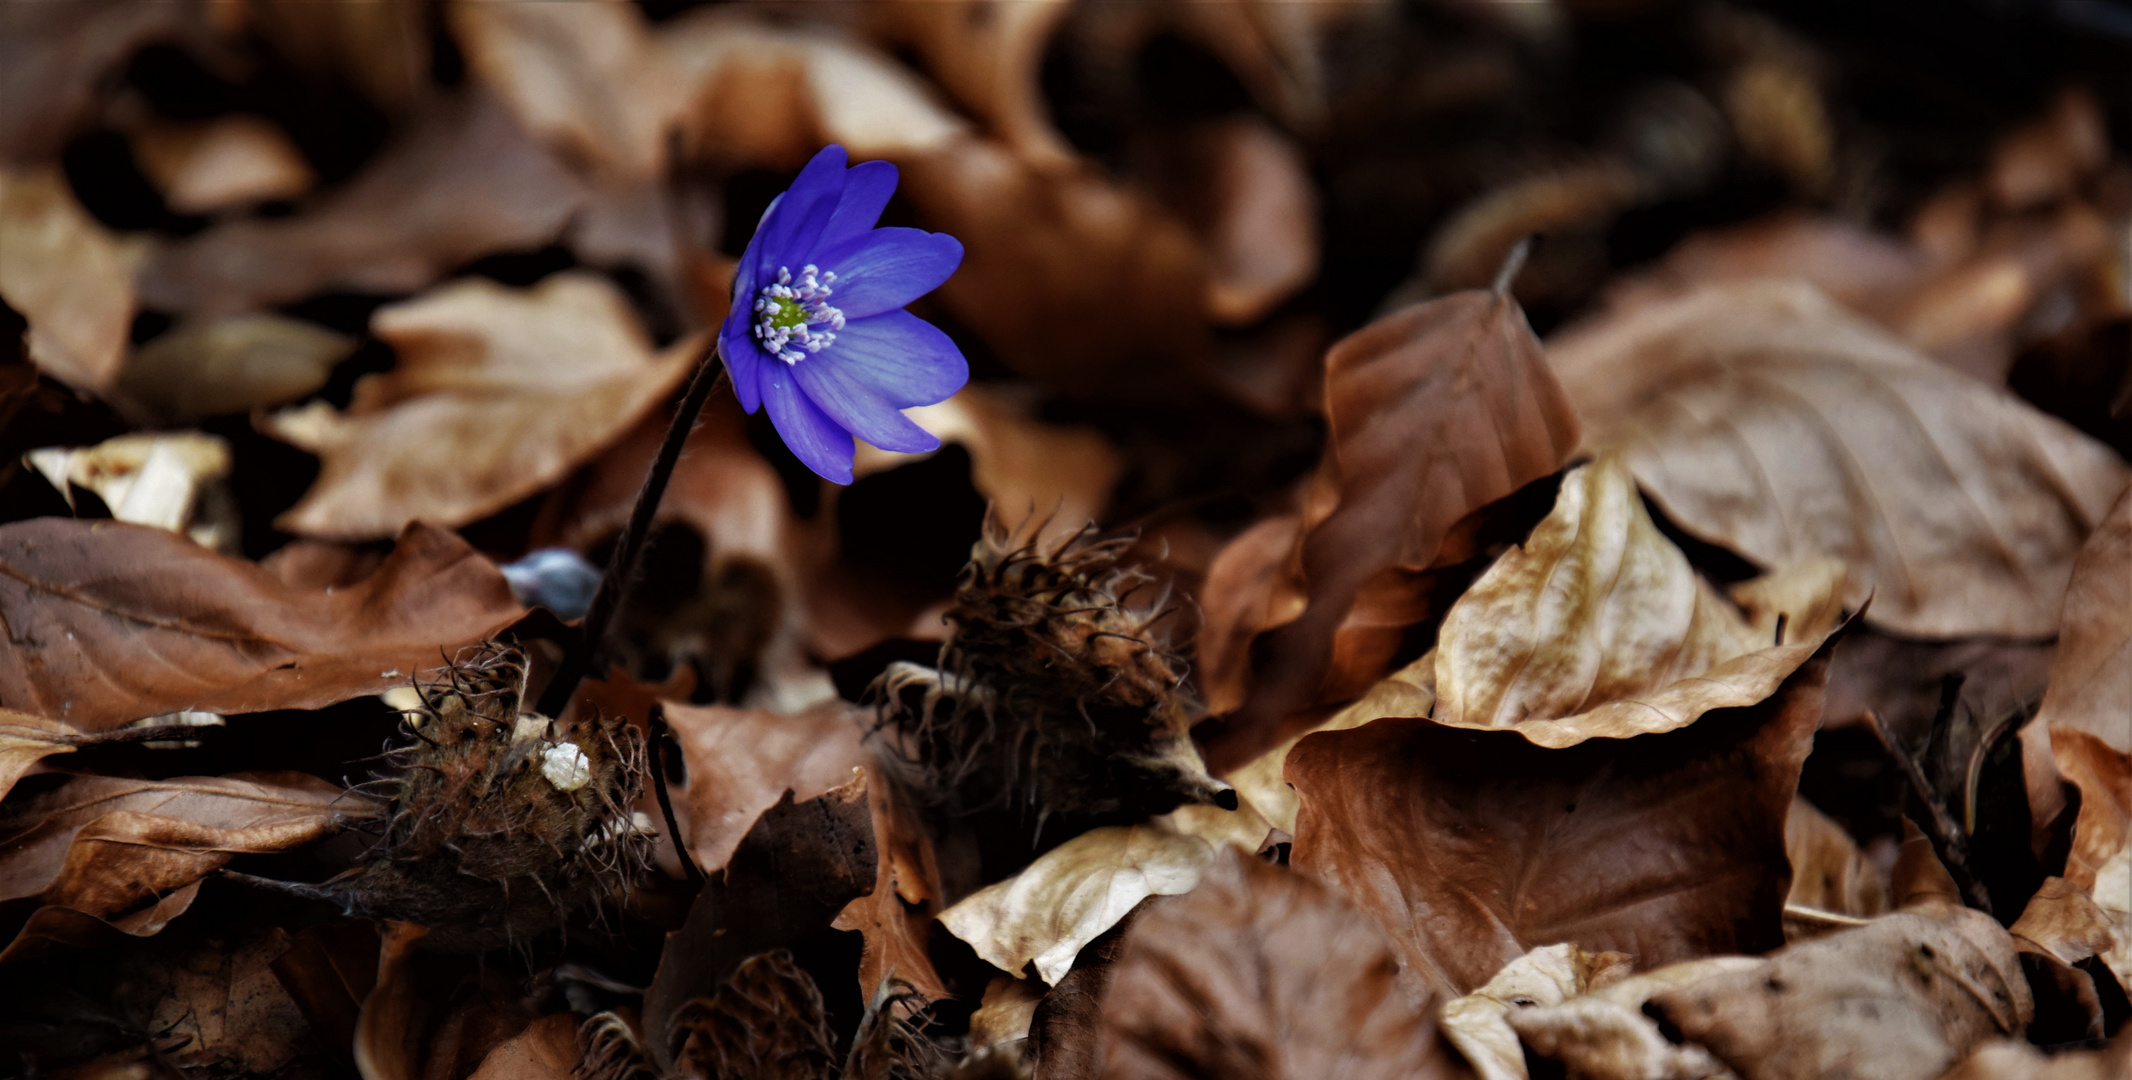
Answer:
[0,772,358,960]
[112,314,352,425]
[138,91,588,318]
[832,0,1078,160]
[2035,729,2132,993]
[1642,907,2033,1080]
[940,823,1216,986]
[0,518,523,731]
[1287,636,1833,999]
[0,711,81,804]
[1225,650,1433,836]
[662,699,868,877]
[0,166,141,391]
[1431,453,1846,746]
[451,0,680,184]
[264,272,703,538]
[132,116,317,215]
[852,384,1124,541]
[1783,796,1891,921]
[1550,279,2129,639]
[1096,848,1457,1080]
[1206,288,1580,769]
[1440,943,1633,1080]
[1508,955,1764,1080]
[27,431,238,550]
[832,763,950,1004]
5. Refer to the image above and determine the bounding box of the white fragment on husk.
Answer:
[542,741,592,791]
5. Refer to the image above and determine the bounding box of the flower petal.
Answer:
[827,310,969,408]
[719,321,767,413]
[754,145,849,283]
[762,364,855,484]
[793,356,942,455]
[818,160,898,249]
[820,229,965,319]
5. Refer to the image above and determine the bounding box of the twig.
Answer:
[1865,707,1994,914]
[648,704,704,886]
[534,343,728,719]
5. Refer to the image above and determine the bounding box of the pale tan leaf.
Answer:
[0,166,142,391]
[1937,1035,2132,1080]
[2027,480,2132,749]
[940,823,1216,985]
[263,272,702,538]
[466,1014,581,1080]
[1508,956,1761,1080]
[1441,943,1633,1080]
[133,116,316,214]
[1549,279,2129,639]
[0,711,78,805]
[1783,796,1890,922]
[28,432,236,548]
[113,313,352,425]
[1432,454,1846,745]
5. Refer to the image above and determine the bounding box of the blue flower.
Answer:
[719,144,969,484]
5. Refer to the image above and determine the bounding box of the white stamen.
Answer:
[752,264,845,365]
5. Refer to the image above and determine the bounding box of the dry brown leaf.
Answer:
[113,928,316,1076]
[132,116,317,214]
[2039,728,2132,991]
[351,921,430,1080]
[1508,955,1762,1080]
[1287,636,1833,999]
[466,1014,582,1080]
[1784,796,1890,920]
[263,272,702,538]
[1143,115,1321,326]
[1601,213,1930,319]
[451,0,681,184]
[1206,288,1581,769]
[662,699,869,876]
[1441,943,1634,1080]
[1431,454,1846,746]
[0,0,203,160]
[1096,848,1458,1080]
[852,385,1124,540]
[659,9,971,169]
[0,772,357,959]
[1225,650,1433,836]
[832,762,950,1004]
[248,0,429,112]
[0,517,522,731]
[2026,480,2132,750]
[1550,279,2129,639]
[1643,907,2032,1080]
[0,166,142,391]
[1196,516,1302,717]
[941,823,1217,985]
[1986,87,2108,214]
[896,138,1216,400]
[138,91,588,318]
[834,0,1078,160]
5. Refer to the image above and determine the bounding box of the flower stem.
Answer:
[535,338,728,719]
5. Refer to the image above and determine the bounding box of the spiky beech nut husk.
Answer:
[869,519,1232,823]
[578,1010,658,1080]
[345,644,654,952]
[844,979,960,1080]
[668,950,839,1080]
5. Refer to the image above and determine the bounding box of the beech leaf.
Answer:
[661,699,869,877]
[0,518,522,730]
[1549,279,2129,639]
